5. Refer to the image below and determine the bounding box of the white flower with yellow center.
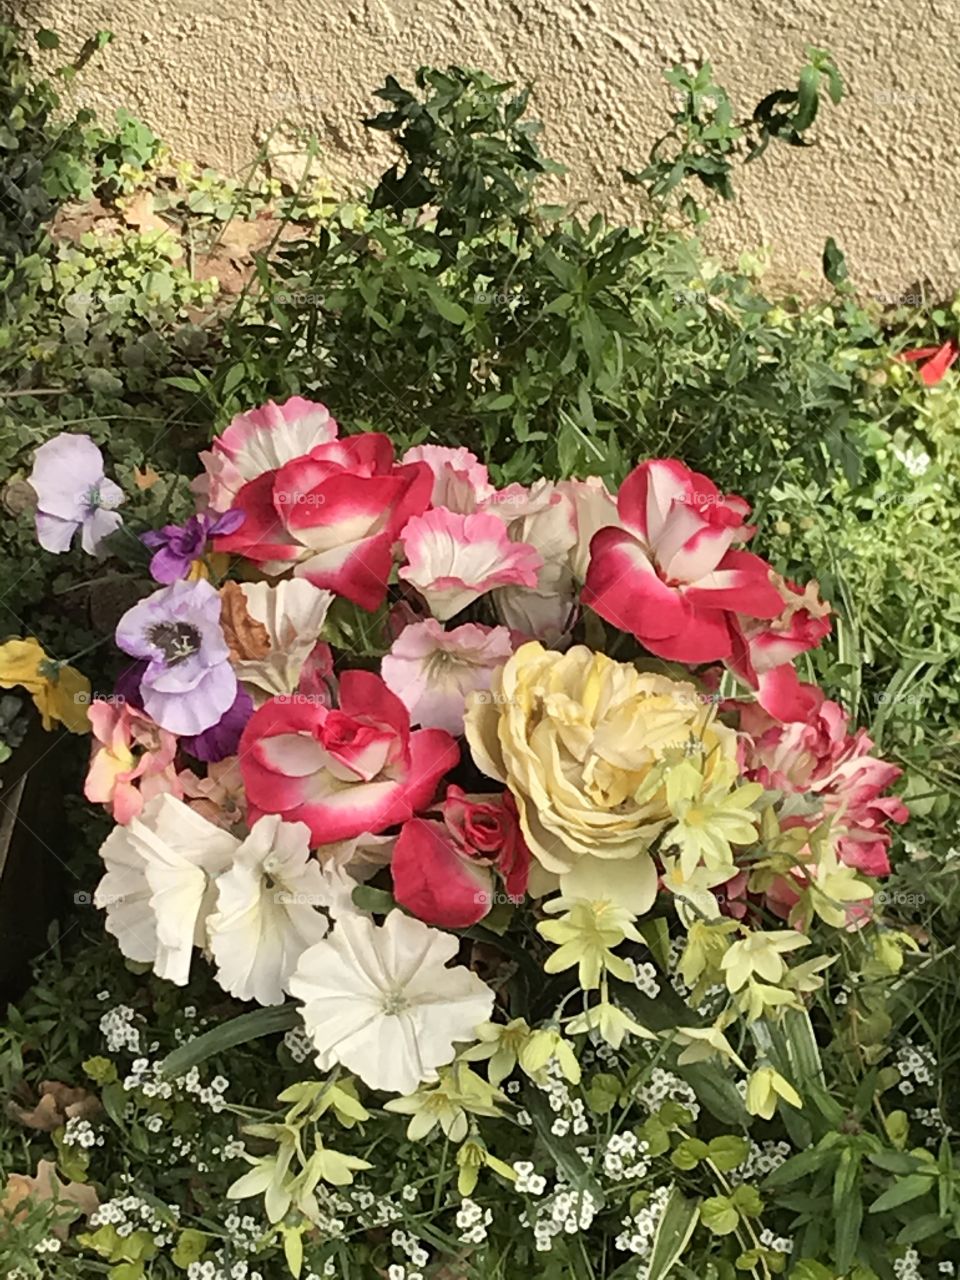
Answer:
[288,911,495,1095]
[207,814,349,1006]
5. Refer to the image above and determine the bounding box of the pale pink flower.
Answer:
[484,477,619,644]
[178,757,247,830]
[381,619,514,735]
[84,701,181,825]
[740,686,907,877]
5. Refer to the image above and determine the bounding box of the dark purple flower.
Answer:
[114,660,147,710]
[115,579,236,736]
[141,510,244,584]
[181,685,253,762]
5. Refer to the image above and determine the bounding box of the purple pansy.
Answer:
[28,433,125,556]
[141,510,245,584]
[115,579,237,736]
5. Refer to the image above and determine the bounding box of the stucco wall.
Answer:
[7,0,960,297]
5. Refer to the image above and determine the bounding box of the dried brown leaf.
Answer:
[1,1160,99,1238]
[219,581,271,662]
[8,1080,101,1131]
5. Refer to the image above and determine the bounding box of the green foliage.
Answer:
[624,48,843,219]
[0,31,959,1280]
[0,25,96,264]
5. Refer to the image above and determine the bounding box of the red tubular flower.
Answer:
[899,338,959,386]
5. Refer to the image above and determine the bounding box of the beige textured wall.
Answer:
[8,0,960,296]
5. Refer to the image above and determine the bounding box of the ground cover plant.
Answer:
[0,24,958,1280]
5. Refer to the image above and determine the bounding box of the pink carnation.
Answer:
[740,685,908,878]
[401,444,494,512]
[398,508,542,621]
[198,397,338,512]
[178,757,246,829]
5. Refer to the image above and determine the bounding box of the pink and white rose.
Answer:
[238,669,459,845]
[214,433,432,611]
[583,459,784,662]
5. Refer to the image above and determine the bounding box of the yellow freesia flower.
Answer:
[566,1001,656,1050]
[384,1065,505,1143]
[537,897,643,990]
[456,1137,517,1196]
[736,979,802,1022]
[673,1023,746,1069]
[720,929,809,993]
[460,1018,533,1086]
[745,1066,802,1120]
[518,1028,581,1085]
[678,916,739,992]
[0,637,90,733]
[805,845,874,928]
[662,759,764,878]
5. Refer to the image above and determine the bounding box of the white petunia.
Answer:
[288,910,495,1094]
[95,794,239,985]
[207,815,350,1006]
[232,579,333,699]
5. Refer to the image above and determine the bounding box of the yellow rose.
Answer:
[464,642,736,908]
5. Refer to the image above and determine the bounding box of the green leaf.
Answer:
[645,1186,700,1280]
[36,28,61,49]
[868,1173,936,1213]
[832,1149,862,1273]
[586,1072,621,1115]
[789,1263,835,1280]
[428,289,469,326]
[701,1195,739,1235]
[160,1005,300,1078]
[794,65,821,131]
[171,1230,207,1269]
[707,1135,749,1173]
[730,1184,763,1217]
[220,363,247,398]
[110,1264,144,1280]
[671,1137,709,1170]
[780,1007,825,1090]
[895,1213,951,1244]
[822,236,848,288]
[351,884,396,915]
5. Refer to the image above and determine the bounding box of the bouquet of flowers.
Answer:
[35,398,908,1276]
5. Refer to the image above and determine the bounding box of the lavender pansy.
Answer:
[115,580,237,736]
[142,510,245,584]
[28,433,125,556]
